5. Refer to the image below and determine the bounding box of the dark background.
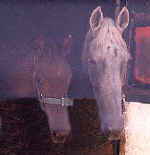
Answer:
[0,0,120,99]
[0,0,150,99]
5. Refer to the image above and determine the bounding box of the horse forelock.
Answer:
[82,17,130,85]
[95,18,128,60]
[84,18,128,61]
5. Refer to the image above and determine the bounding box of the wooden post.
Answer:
[120,102,150,155]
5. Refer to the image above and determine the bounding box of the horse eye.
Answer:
[87,58,96,65]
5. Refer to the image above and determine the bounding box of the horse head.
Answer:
[82,6,130,140]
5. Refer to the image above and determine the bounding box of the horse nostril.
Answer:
[51,131,70,144]
[107,129,121,141]
[52,131,56,136]
[103,127,121,141]
[108,132,121,141]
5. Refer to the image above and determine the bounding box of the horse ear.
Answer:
[33,35,45,50]
[116,7,129,33]
[89,6,103,31]
[62,34,72,57]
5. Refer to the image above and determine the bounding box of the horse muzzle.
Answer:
[51,130,72,144]
[103,126,123,141]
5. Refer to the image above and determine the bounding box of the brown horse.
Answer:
[82,6,130,140]
[0,34,73,143]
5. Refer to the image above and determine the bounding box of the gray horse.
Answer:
[82,6,130,140]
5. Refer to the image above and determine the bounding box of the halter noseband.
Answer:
[39,94,73,107]
[36,79,73,108]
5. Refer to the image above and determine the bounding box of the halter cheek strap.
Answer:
[121,94,126,114]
